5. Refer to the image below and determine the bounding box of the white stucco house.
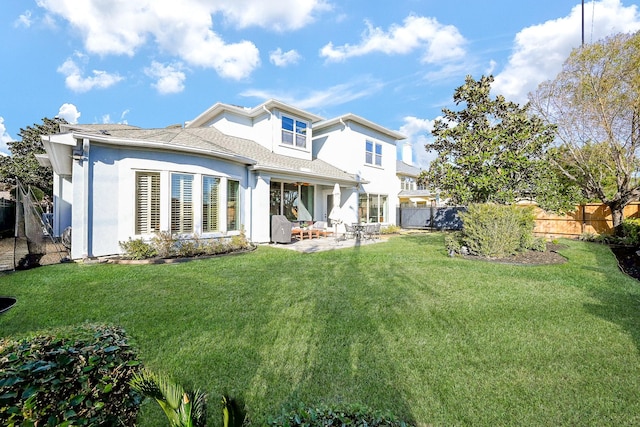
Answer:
[40,99,406,259]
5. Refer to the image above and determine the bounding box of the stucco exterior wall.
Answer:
[313,121,399,225]
[70,143,248,259]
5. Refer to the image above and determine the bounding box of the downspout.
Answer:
[82,138,90,258]
[262,105,274,152]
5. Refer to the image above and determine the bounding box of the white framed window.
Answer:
[171,173,194,233]
[358,193,388,223]
[227,179,240,231]
[202,176,220,232]
[135,172,160,234]
[282,116,308,148]
[366,140,382,166]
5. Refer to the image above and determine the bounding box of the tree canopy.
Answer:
[423,75,578,212]
[530,31,640,230]
[0,117,67,196]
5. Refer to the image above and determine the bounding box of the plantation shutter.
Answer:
[227,179,239,231]
[135,172,160,234]
[203,176,220,232]
[171,173,194,233]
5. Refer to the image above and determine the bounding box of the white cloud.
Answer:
[215,0,331,31]
[145,61,186,94]
[269,48,302,67]
[98,110,130,125]
[241,77,385,110]
[57,103,81,124]
[320,15,466,64]
[35,0,328,80]
[14,10,33,28]
[493,0,640,103]
[398,116,438,170]
[120,109,130,124]
[57,58,123,92]
[0,117,14,156]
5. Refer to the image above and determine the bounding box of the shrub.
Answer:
[444,231,462,255]
[119,237,158,260]
[0,324,142,426]
[621,218,640,245]
[152,231,176,258]
[175,237,202,257]
[267,403,414,427]
[458,204,538,258]
[381,225,401,234]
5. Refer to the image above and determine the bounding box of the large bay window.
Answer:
[134,171,241,236]
[135,172,160,234]
[282,116,308,148]
[171,173,194,233]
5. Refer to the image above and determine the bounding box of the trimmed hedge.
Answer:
[449,203,545,258]
[0,324,142,426]
[267,403,414,426]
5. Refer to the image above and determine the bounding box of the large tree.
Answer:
[0,117,67,196]
[424,75,578,212]
[530,31,640,232]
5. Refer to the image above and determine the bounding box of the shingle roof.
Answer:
[396,160,422,177]
[74,125,358,184]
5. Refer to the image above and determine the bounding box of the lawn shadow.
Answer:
[240,244,420,425]
[577,242,640,352]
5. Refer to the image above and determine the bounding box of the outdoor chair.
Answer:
[271,215,292,243]
[344,224,357,240]
[365,223,381,240]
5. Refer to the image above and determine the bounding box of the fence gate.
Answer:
[400,206,465,230]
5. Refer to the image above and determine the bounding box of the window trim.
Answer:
[281,115,308,149]
[202,175,220,233]
[135,171,160,235]
[365,140,383,167]
[170,172,194,234]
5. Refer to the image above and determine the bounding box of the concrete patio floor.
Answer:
[267,234,388,253]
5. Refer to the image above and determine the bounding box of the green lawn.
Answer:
[1,234,640,426]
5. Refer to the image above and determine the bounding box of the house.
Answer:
[396,142,435,207]
[40,100,406,259]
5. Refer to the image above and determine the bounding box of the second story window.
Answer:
[366,140,382,166]
[282,116,307,148]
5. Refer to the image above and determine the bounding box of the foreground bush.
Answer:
[267,403,414,426]
[0,324,142,426]
[448,203,544,258]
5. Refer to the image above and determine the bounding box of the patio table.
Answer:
[352,223,366,240]
[292,228,314,240]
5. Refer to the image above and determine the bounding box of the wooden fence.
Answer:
[532,203,640,238]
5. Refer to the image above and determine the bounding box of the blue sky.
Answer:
[1,0,639,168]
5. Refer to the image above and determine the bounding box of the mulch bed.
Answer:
[610,245,640,281]
[461,243,568,266]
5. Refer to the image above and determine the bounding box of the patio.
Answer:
[267,233,387,253]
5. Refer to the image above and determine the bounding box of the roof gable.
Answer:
[186,99,325,128]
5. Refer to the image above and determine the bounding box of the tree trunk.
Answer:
[609,204,625,236]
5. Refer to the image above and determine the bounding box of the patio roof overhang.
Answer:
[249,164,365,187]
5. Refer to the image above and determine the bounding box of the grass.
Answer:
[1,234,640,426]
